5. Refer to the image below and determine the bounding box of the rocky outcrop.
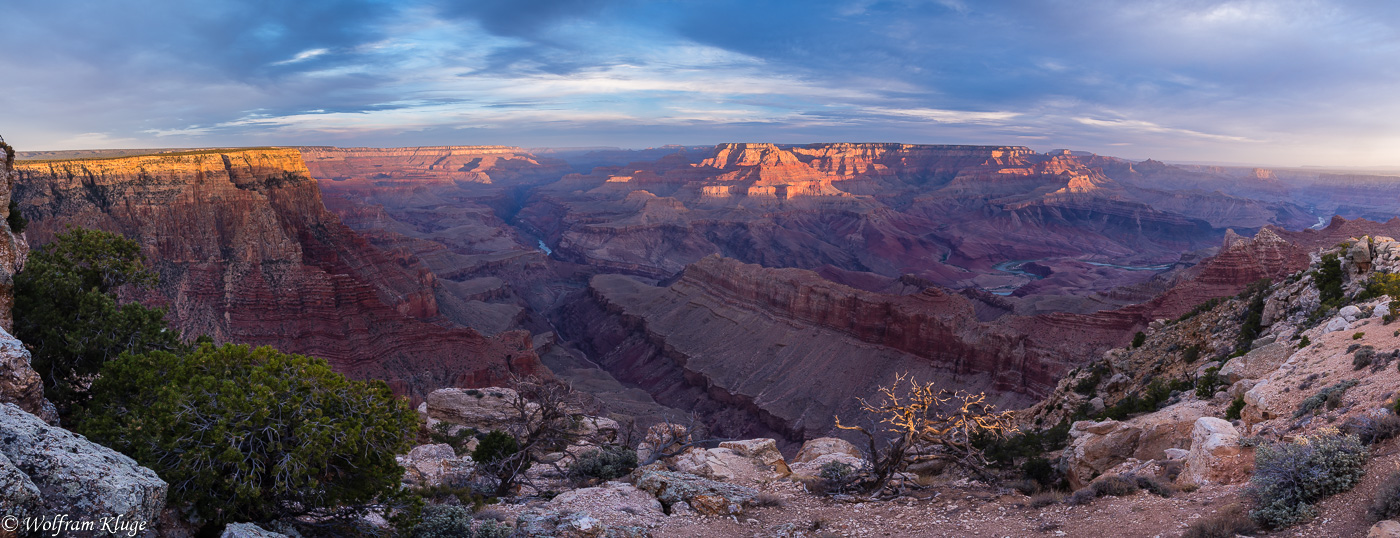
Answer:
[0,403,166,524]
[425,387,529,432]
[633,470,757,516]
[396,443,474,489]
[1182,417,1251,486]
[1060,401,1211,488]
[14,149,545,401]
[0,325,50,423]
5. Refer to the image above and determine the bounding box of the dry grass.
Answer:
[1181,503,1258,538]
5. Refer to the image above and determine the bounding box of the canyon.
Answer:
[11,142,1397,443]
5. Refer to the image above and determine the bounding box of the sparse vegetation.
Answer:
[1248,430,1368,529]
[1226,396,1246,421]
[409,504,511,538]
[1371,470,1400,522]
[1298,335,1311,348]
[835,373,1017,494]
[1182,344,1202,363]
[567,445,638,485]
[1178,297,1224,322]
[1182,504,1259,538]
[1341,413,1400,445]
[6,199,25,234]
[1354,345,1377,370]
[1131,331,1146,348]
[1316,253,1345,306]
[1073,364,1106,396]
[1354,331,1367,340]
[1294,379,1359,418]
[1196,366,1226,399]
[1234,279,1271,354]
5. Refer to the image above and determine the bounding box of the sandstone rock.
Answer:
[793,437,862,464]
[1219,342,1292,384]
[0,328,52,423]
[515,510,618,538]
[1182,417,1251,486]
[221,523,289,538]
[1104,373,1131,390]
[1375,301,1391,318]
[1063,420,1142,489]
[1101,458,1170,482]
[1228,379,1259,400]
[1243,380,1275,423]
[1087,396,1105,415]
[1369,520,1400,538]
[0,403,166,523]
[570,416,621,445]
[719,438,790,474]
[397,443,475,488]
[633,470,757,516]
[425,387,530,432]
[1341,305,1363,322]
[1163,448,1189,460]
[1131,400,1211,461]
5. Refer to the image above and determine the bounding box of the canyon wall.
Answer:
[13,149,545,401]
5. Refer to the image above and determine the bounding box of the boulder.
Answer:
[1228,379,1259,400]
[719,438,790,475]
[0,451,40,521]
[570,416,621,445]
[0,328,53,423]
[1101,458,1172,482]
[397,443,475,488]
[1182,417,1252,486]
[1341,305,1364,322]
[1219,342,1292,383]
[673,447,780,484]
[1131,401,1211,461]
[1062,420,1142,489]
[792,437,861,464]
[221,523,289,538]
[1325,316,1351,333]
[1376,301,1392,319]
[788,453,868,481]
[544,481,664,518]
[1369,520,1400,538]
[1163,448,1189,460]
[633,470,757,516]
[1243,380,1275,423]
[0,403,166,522]
[425,387,530,432]
[515,510,617,538]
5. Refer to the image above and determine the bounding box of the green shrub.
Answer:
[1355,345,1377,370]
[1131,331,1146,348]
[1355,332,1367,340]
[1294,379,1359,418]
[1226,396,1246,421]
[6,199,25,234]
[1249,431,1368,529]
[1235,279,1270,353]
[410,504,511,538]
[1316,254,1345,305]
[77,344,418,530]
[1197,366,1226,399]
[15,228,183,414]
[474,430,521,467]
[1182,504,1258,538]
[1178,297,1224,322]
[1371,471,1400,522]
[1073,367,1104,396]
[568,446,638,484]
[1298,335,1311,348]
[1182,344,1202,363]
[429,422,479,456]
[816,460,860,494]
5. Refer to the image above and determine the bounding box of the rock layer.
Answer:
[13,149,545,401]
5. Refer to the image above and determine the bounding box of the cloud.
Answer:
[1,0,1399,166]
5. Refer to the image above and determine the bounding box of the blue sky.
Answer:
[4,0,1400,166]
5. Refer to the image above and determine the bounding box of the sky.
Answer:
[3,0,1400,166]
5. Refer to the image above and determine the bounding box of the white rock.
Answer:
[1163,448,1189,460]
[1341,305,1363,322]
[1182,417,1251,486]
[1325,316,1351,333]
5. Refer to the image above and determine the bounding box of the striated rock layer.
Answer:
[13,149,545,401]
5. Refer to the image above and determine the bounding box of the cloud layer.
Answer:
[3,0,1398,166]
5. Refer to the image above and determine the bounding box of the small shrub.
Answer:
[1132,331,1146,348]
[1225,396,1246,421]
[1182,503,1259,538]
[1355,332,1367,340]
[1183,344,1202,363]
[1349,343,1363,353]
[1371,471,1400,522]
[1355,346,1378,370]
[1294,380,1359,418]
[1341,413,1400,445]
[6,199,25,234]
[1134,475,1174,497]
[1197,366,1226,399]
[1066,487,1097,506]
[1092,475,1140,497]
[1298,335,1311,348]
[1074,368,1104,396]
[567,445,638,484]
[410,504,511,538]
[752,492,786,508]
[1029,491,1064,508]
[819,460,859,493]
[429,422,479,456]
[1317,254,1345,304]
[1249,431,1368,529]
[473,430,521,466]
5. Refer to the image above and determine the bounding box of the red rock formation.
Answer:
[13,149,545,402]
